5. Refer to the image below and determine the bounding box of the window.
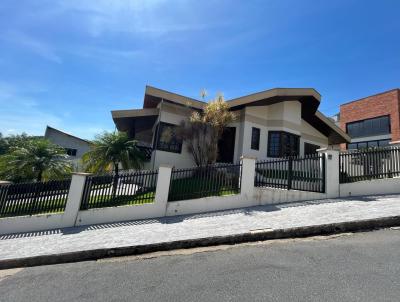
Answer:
[65,148,77,156]
[346,115,390,138]
[155,122,182,153]
[251,127,260,150]
[304,142,320,155]
[347,139,391,150]
[267,131,299,158]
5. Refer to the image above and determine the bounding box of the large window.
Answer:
[251,127,260,150]
[155,122,182,153]
[267,131,299,158]
[347,139,391,150]
[304,142,320,155]
[346,115,390,138]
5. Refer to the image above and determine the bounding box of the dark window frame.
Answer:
[267,131,300,158]
[154,122,183,154]
[346,115,391,138]
[250,127,260,150]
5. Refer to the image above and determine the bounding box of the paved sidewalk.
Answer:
[1,194,400,263]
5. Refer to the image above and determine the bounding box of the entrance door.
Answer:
[217,127,236,163]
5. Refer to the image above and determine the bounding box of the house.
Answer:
[111,86,350,169]
[44,126,92,168]
[338,89,400,150]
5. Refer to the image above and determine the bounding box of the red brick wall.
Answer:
[339,89,400,149]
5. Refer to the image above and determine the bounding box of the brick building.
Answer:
[339,89,400,150]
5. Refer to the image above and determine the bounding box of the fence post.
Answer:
[63,173,91,228]
[155,164,173,215]
[317,148,340,198]
[240,156,256,200]
[287,157,293,190]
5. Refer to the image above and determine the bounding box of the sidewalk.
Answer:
[1,194,400,268]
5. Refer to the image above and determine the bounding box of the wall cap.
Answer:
[240,155,257,160]
[389,140,400,145]
[72,172,93,176]
[159,164,174,169]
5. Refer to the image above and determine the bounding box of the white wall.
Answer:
[254,187,326,205]
[339,177,400,197]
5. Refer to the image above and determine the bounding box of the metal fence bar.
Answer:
[80,170,158,210]
[0,179,71,218]
[339,147,400,183]
[254,154,325,193]
[167,163,242,202]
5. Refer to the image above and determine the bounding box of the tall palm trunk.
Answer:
[112,162,119,197]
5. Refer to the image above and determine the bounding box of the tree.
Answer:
[82,131,145,195]
[0,139,71,182]
[179,94,236,166]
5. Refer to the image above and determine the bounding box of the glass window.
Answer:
[357,142,368,149]
[155,122,182,153]
[65,148,77,156]
[347,139,392,150]
[346,115,390,138]
[347,143,357,150]
[304,143,320,155]
[268,131,299,158]
[251,127,260,150]
[378,139,391,147]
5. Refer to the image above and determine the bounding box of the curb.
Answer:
[1,215,400,270]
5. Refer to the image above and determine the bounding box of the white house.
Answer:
[44,126,92,169]
[112,86,350,169]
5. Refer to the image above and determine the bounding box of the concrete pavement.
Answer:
[1,194,400,268]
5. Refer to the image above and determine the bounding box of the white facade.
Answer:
[112,86,349,170]
[148,100,329,169]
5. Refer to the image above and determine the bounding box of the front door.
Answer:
[217,127,236,163]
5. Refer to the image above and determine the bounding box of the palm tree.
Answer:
[1,139,71,182]
[179,93,236,166]
[82,131,145,195]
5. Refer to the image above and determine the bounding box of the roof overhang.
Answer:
[143,86,205,110]
[111,108,159,133]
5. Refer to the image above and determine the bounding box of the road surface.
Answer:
[1,228,400,301]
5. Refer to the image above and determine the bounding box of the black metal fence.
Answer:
[80,170,158,210]
[339,147,400,183]
[255,154,325,193]
[168,163,242,202]
[0,179,71,217]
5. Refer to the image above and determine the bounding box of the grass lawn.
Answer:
[84,190,156,209]
[168,176,240,202]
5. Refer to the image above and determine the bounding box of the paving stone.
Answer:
[0,194,399,261]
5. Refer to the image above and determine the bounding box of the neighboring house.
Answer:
[111,86,350,169]
[338,89,400,150]
[44,126,92,169]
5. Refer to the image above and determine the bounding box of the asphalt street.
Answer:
[1,228,400,301]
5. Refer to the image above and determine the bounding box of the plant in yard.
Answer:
[179,93,236,166]
[0,139,71,182]
[82,131,145,195]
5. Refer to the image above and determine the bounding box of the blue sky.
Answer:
[1,0,399,139]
